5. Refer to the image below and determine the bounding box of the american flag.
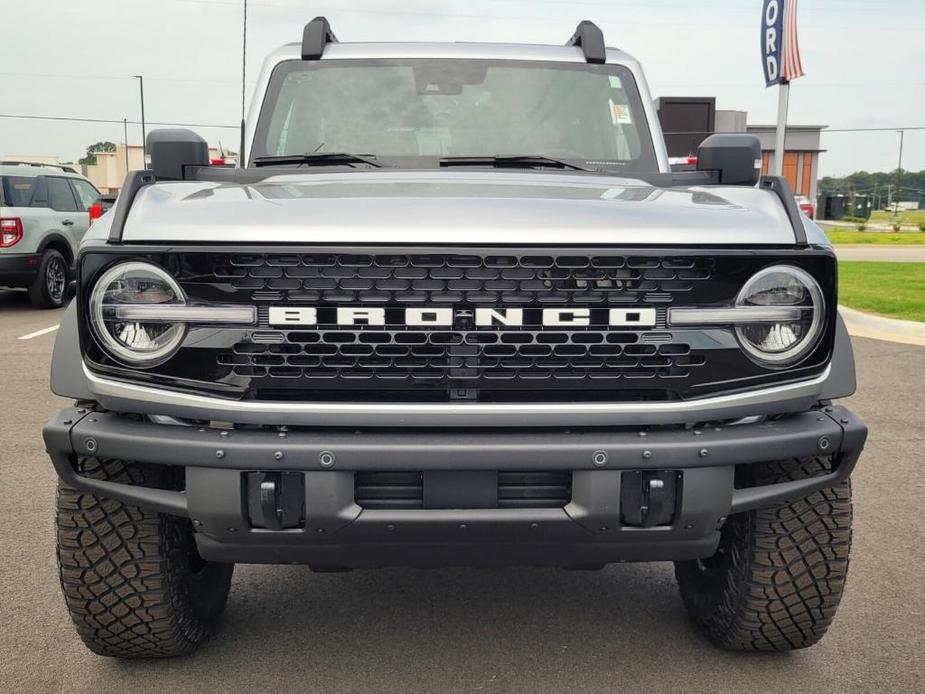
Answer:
[781,0,804,82]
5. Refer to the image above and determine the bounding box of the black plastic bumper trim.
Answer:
[43,405,866,523]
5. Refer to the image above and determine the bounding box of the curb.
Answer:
[839,305,925,347]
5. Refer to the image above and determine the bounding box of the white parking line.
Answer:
[18,325,59,340]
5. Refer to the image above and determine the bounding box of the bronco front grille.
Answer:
[79,246,837,403]
[212,252,712,398]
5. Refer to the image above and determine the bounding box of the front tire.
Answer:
[28,248,68,308]
[55,458,234,658]
[675,457,852,651]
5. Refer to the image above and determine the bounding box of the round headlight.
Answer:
[735,265,824,366]
[89,261,187,366]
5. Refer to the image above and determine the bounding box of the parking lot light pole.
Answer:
[132,75,146,163]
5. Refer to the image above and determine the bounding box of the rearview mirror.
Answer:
[147,128,209,181]
[696,134,762,186]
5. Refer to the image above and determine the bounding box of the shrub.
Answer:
[919,222,925,232]
[893,222,902,232]
[857,223,867,232]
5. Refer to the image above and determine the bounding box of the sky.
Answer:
[1,0,923,178]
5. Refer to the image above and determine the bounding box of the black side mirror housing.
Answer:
[147,129,209,181]
[696,134,762,186]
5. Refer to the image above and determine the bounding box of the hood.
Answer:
[120,170,798,245]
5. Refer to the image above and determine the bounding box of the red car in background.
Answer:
[795,195,815,219]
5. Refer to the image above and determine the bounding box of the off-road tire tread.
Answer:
[55,457,231,658]
[675,456,852,651]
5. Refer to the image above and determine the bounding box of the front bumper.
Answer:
[43,405,867,567]
[0,253,40,287]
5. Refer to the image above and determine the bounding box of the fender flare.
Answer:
[50,300,93,400]
[37,232,75,268]
[819,312,857,400]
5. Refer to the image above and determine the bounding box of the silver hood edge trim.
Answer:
[84,364,830,428]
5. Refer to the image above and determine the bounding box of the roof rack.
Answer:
[302,16,337,60]
[0,160,77,174]
[567,20,606,64]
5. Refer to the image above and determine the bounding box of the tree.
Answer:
[79,141,117,166]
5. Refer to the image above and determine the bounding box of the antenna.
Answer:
[239,0,247,167]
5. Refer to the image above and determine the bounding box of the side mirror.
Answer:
[147,128,209,181]
[696,134,762,186]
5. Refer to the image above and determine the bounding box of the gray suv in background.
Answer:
[0,162,101,308]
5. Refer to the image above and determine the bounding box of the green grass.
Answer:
[869,209,925,226]
[824,229,925,244]
[839,261,925,322]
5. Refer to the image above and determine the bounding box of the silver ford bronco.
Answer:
[44,19,866,658]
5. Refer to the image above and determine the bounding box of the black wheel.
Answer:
[675,457,852,651]
[28,248,68,308]
[56,458,234,658]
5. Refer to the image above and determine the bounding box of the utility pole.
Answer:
[123,118,129,172]
[132,75,146,163]
[895,129,905,216]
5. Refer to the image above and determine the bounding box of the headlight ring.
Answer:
[734,264,825,367]
[88,261,188,366]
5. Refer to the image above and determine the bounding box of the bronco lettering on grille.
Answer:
[267,306,657,328]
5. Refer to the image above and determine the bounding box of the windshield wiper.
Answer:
[439,155,596,172]
[252,152,384,168]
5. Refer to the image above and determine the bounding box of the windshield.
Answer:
[251,58,658,172]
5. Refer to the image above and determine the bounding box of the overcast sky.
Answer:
[2,0,922,177]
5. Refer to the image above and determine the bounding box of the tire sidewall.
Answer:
[29,249,68,309]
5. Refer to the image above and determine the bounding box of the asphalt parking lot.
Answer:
[0,288,922,693]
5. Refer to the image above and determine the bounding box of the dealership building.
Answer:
[657,96,825,201]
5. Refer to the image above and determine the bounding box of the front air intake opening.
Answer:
[354,470,572,510]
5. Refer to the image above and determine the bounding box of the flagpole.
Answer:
[772,80,790,176]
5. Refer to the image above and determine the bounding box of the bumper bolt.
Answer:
[274,450,284,460]
[215,450,225,459]
[592,450,608,466]
[818,436,831,451]
[642,450,652,460]
[227,527,237,533]
[220,431,229,437]
[84,438,97,453]
[193,519,202,527]
[685,523,695,530]
[840,417,850,425]
[458,524,468,531]
[638,431,647,438]
[693,430,702,436]
[386,524,396,532]
[698,448,709,458]
[530,523,539,531]
[318,451,335,467]
[62,419,72,425]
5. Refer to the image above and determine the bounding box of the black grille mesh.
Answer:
[221,332,705,382]
[215,252,712,305]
